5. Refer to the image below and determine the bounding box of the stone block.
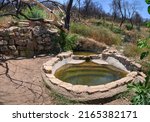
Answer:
[88,85,108,93]
[43,65,52,73]
[8,45,16,51]
[59,82,73,91]
[72,85,88,93]
[50,78,62,85]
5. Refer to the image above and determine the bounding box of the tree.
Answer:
[76,0,81,20]
[0,0,74,31]
[125,0,140,28]
[132,12,143,26]
[110,0,120,22]
[64,0,73,30]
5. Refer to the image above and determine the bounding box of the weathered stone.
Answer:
[68,59,85,64]
[43,65,52,73]
[43,57,60,66]
[15,39,27,46]
[0,46,9,52]
[88,85,108,93]
[8,26,19,32]
[59,82,73,91]
[50,78,62,85]
[57,51,73,59]
[138,72,146,78]
[92,59,108,64]
[37,45,44,51]
[46,74,55,78]
[106,57,128,71]
[105,82,118,90]
[0,40,3,46]
[18,21,30,27]
[127,72,138,77]
[72,85,88,93]
[8,46,16,51]
[8,39,15,45]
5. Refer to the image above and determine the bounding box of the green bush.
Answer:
[125,24,133,30]
[127,77,150,105]
[63,34,78,51]
[112,27,123,34]
[21,6,47,19]
[52,31,78,51]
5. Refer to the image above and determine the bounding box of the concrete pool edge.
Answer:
[41,50,146,101]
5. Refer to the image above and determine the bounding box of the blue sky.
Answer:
[55,0,150,19]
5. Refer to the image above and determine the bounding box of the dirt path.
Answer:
[0,56,130,105]
[0,56,54,105]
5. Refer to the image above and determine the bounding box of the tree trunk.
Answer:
[129,18,133,28]
[65,0,73,31]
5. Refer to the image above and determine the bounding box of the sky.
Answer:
[55,0,150,19]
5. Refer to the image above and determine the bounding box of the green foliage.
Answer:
[140,51,149,60]
[148,6,150,14]
[125,24,133,30]
[63,34,78,51]
[137,39,150,59]
[21,6,47,19]
[52,31,78,51]
[127,1,150,105]
[137,39,149,48]
[146,0,150,4]
[127,78,150,105]
[111,27,123,34]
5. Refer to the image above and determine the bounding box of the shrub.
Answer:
[127,76,150,105]
[52,31,78,51]
[125,24,133,30]
[21,6,47,19]
[64,34,78,51]
[112,27,123,34]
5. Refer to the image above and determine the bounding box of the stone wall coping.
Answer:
[42,50,145,101]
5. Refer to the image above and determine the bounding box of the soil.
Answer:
[0,56,130,105]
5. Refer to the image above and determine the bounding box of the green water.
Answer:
[73,51,96,56]
[54,62,127,86]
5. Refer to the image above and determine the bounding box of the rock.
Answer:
[106,57,128,71]
[8,26,19,32]
[43,58,60,66]
[127,72,138,78]
[92,59,108,64]
[0,46,9,52]
[59,82,73,91]
[57,51,73,59]
[8,39,15,45]
[72,85,88,93]
[43,65,52,73]
[0,40,3,46]
[50,78,62,85]
[15,39,28,46]
[8,46,16,51]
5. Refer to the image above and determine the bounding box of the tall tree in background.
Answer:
[76,0,81,20]
[64,0,73,30]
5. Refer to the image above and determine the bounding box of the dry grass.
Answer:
[0,16,13,28]
[70,22,121,45]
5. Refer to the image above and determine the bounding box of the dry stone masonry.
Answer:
[0,21,59,57]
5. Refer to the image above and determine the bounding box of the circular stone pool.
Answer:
[42,51,144,101]
[55,62,127,86]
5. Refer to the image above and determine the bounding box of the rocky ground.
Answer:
[0,56,130,105]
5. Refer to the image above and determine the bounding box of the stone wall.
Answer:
[0,22,60,57]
